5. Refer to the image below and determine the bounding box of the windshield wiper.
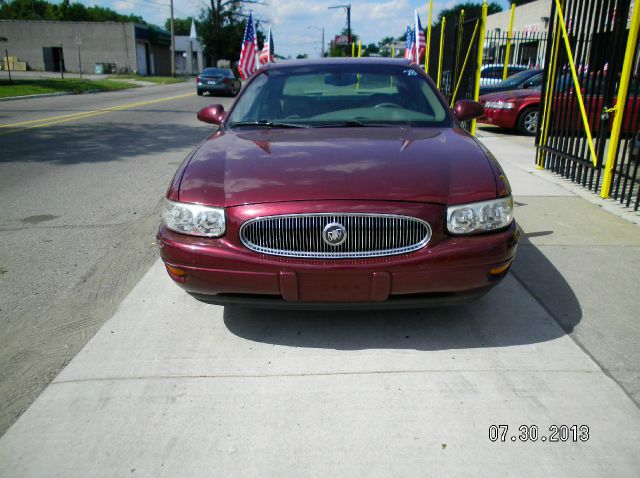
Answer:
[228,120,310,129]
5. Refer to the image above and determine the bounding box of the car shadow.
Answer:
[222,226,581,351]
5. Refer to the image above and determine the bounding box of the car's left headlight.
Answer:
[447,197,513,235]
[162,199,226,237]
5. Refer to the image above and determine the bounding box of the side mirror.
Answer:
[452,100,484,122]
[197,104,225,125]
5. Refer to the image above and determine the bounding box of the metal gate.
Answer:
[536,0,640,210]
[427,13,483,110]
[425,5,547,135]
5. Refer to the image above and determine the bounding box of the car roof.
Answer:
[481,64,529,69]
[262,57,413,72]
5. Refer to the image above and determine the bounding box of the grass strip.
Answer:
[0,79,139,98]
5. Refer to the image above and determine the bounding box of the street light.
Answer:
[307,26,325,58]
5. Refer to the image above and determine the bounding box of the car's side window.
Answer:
[483,67,501,79]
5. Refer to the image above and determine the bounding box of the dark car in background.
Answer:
[479,69,543,96]
[159,58,518,308]
[196,68,242,97]
[478,64,530,87]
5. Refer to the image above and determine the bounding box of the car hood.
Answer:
[178,127,498,207]
[480,88,541,102]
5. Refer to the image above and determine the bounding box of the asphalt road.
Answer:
[0,84,235,435]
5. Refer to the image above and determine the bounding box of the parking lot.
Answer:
[1,84,640,476]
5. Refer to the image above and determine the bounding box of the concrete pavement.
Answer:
[0,122,639,475]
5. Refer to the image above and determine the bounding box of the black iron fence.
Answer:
[427,17,480,108]
[536,0,640,210]
[426,17,547,131]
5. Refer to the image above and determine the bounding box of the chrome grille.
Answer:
[239,213,432,259]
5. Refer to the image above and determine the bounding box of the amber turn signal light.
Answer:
[489,263,512,276]
[165,264,187,282]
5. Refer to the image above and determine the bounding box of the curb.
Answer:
[0,92,71,102]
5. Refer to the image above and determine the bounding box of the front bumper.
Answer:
[157,201,519,308]
[479,107,518,129]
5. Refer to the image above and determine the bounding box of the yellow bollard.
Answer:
[351,42,355,57]
[537,0,564,169]
[437,17,446,89]
[601,0,640,198]
[425,0,433,73]
[470,0,488,136]
[503,3,516,80]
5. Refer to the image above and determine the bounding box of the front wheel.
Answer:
[517,107,539,136]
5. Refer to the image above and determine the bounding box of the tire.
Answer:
[231,84,239,97]
[517,107,539,136]
[197,89,203,96]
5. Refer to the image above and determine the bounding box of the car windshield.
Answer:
[226,63,450,128]
[202,68,228,76]
[500,70,536,87]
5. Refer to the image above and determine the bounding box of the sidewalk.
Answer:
[0,130,639,477]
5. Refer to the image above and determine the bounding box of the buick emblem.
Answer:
[322,222,347,246]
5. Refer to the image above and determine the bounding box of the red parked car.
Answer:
[479,88,541,135]
[157,58,518,308]
[479,73,640,136]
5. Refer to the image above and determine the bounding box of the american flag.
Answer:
[404,25,414,60]
[414,10,426,64]
[259,27,275,65]
[238,12,259,80]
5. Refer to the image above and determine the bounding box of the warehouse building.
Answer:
[0,20,171,75]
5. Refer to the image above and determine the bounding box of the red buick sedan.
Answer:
[157,58,519,308]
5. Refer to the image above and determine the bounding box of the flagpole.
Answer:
[267,27,271,64]
[415,10,419,65]
[252,12,259,71]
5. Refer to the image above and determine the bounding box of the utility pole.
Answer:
[329,4,351,56]
[75,35,82,79]
[170,0,175,77]
[4,49,11,82]
[322,27,325,58]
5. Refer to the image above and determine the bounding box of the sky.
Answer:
[78,0,513,59]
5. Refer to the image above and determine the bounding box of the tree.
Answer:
[435,2,502,26]
[190,1,265,67]
[164,17,193,36]
[0,0,145,23]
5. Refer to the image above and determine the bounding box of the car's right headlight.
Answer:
[162,199,226,237]
[446,196,513,235]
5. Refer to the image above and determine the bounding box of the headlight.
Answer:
[447,197,513,235]
[484,101,515,109]
[162,199,226,237]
